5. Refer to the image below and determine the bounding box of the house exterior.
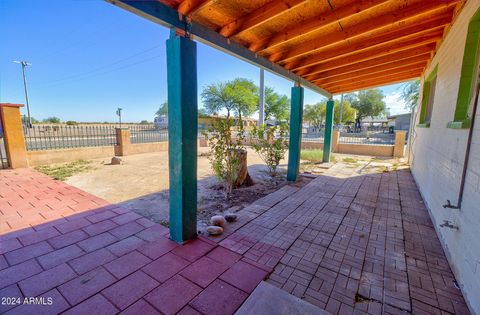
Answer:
[411,0,480,312]
[388,113,412,131]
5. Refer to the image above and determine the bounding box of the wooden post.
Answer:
[166,31,198,243]
[287,85,304,181]
[323,100,335,162]
[0,103,28,168]
[114,128,131,156]
[393,131,406,157]
[332,130,340,153]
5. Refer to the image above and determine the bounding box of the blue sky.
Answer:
[1,0,410,123]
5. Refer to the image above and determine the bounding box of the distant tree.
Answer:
[264,87,289,121]
[202,78,258,118]
[400,80,420,110]
[140,120,149,125]
[65,120,77,125]
[43,117,61,123]
[156,101,168,117]
[22,116,39,125]
[347,89,386,125]
[303,103,326,130]
[334,100,357,125]
[198,107,209,117]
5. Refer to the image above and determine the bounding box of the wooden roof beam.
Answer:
[250,0,389,53]
[309,53,431,82]
[287,16,449,72]
[296,38,439,77]
[327,72,422,94]
[219,0,308,38]
[277,1,458,63]
[318,63,427,87]
[177,0,215,16]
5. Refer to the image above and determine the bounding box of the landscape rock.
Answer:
[210,215,226,227]
[111,157,122,165]
[206,226,223,236]
[224,213,238,223]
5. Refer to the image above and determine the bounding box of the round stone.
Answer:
[206,225,223,236]
[210,215,226,227]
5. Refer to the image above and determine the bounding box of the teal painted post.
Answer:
[166,32,198,244]
[323,100,335,163]
[287,86,304,181]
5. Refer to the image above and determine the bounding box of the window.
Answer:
[448,7,480,129]
[418,65,438,127]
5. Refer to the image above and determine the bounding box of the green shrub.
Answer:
[66,120,77,125]
[250,124,288,175]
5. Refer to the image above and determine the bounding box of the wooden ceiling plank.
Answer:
[277,2,458,63]
[219,0,308,38]
[323,68,423,90]
[309,53,431,82]
[177,0,215,16]
[250,0,389,53]
[318,63,426,86]
[286,16,449,72]
[296,36,440,76]
[327,72,422,94]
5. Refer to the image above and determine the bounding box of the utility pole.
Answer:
[13,61,32,127]
[258,68,265,126]
[116,108,123,128]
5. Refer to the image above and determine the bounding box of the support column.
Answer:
[287,85,304,181]
[258,69,265,126]
[0,103,28,168]
[393,131,406,158]
[166,31,198,244]
[114,128,131,156]
[323,100,335,163]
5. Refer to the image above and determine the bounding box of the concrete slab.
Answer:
[236,281,330,315]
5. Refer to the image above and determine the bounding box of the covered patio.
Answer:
[1,0,474,314]
[0,165,469,314]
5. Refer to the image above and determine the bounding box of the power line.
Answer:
[32,44,163,87]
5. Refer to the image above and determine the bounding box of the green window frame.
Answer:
[447,8,480,129]
[418,65,438,128]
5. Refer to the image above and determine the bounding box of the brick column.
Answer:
[332,130,340,153]
[115,128,131,156]
[393,131,406,158]
[0,103,28,168]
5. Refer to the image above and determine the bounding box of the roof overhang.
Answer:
[106,0,465,95]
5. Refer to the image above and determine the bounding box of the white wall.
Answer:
[411,1,480,313]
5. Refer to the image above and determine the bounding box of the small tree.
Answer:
[202,78,258,118]
[347,89,386,125]
[43,117,61,123]
[400,80,420,110]
[205,117,246,197]
[264,87,290,121]
[156,101,168,116]
[140,120,149,125]
[304,103,326,130]
[250,124,288,175]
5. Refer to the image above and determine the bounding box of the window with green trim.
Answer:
[418,65,438,127]
[448,7,480,129]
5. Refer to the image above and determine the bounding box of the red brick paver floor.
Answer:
[0,168,471,314]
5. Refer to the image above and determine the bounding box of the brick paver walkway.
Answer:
[0,168,471,314]
[215,169,470,315]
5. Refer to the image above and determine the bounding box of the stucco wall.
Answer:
[27,146,115,166]
[411,1,480,313]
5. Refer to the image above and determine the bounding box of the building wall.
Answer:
[411,1,480,313]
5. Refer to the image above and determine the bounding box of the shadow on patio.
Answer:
[0,167,470,314]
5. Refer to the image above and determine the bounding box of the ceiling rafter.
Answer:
[219,0,308,38]
[177,0,215,16]
[327,72,422,94]
[318,62,426,87]
[312,55,429,84]
[301,42,437,78]
[276,1,458,63]
[296,35,440,77]
[286,16,450,72]
[250,0,389,53]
